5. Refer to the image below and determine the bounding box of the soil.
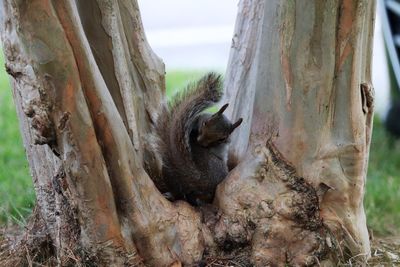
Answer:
[1,225,399,266]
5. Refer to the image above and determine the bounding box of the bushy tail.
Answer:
[169,72,223,154]
[156,73,223,193]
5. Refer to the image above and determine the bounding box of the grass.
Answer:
[165,70,203,97]
[0,66,400,236]
[0,54,35,225]
[365,119,400,235]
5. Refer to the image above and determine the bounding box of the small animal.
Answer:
[156,73,242,205]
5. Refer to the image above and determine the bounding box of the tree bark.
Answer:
[0,0,375,266]
[224,0,375,264]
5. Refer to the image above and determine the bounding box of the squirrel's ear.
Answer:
[217,103,229,115]
[230,118,243,133]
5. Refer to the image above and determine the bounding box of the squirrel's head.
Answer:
[197,103,243,147]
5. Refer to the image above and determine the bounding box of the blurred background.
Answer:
[0,0,399,237]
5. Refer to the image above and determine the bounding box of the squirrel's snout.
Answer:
[197,135,209,147]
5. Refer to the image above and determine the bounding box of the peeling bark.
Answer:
[224,0,375,264]
[0,0,375,266]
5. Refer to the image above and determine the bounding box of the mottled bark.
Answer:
[0,0,200,266]
[224,0,375,265]
[0,0,375,266]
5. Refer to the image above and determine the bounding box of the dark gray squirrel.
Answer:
[156,72,242,205]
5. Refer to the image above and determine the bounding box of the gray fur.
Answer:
[156,73,241,205]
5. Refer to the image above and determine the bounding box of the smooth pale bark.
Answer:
[0,0,375,266]
[224,0,375,264]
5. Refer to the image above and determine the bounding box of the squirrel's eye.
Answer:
[218,138,225,142]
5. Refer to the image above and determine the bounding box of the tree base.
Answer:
[0,142,343,266]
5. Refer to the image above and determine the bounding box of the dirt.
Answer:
[368,237,400,266]
[1,225,400,266]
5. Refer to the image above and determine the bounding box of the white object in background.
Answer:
[137,0,239,69]
[146,26,234,48]
[373,5,391,120]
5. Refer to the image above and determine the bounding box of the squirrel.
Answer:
[156,73,242,205]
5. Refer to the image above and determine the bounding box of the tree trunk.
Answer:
[0,0,374,266]
[224,0,375,264]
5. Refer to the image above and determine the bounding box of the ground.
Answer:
[369,237,400,265]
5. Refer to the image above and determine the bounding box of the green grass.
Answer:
[165,70,203,97]
[365,119,400,235]
[0,54,35,225]
[1,67,400,236]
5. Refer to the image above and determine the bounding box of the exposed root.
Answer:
[213,141,330,266]
[0,205,143,267]
[202,248,252,267]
